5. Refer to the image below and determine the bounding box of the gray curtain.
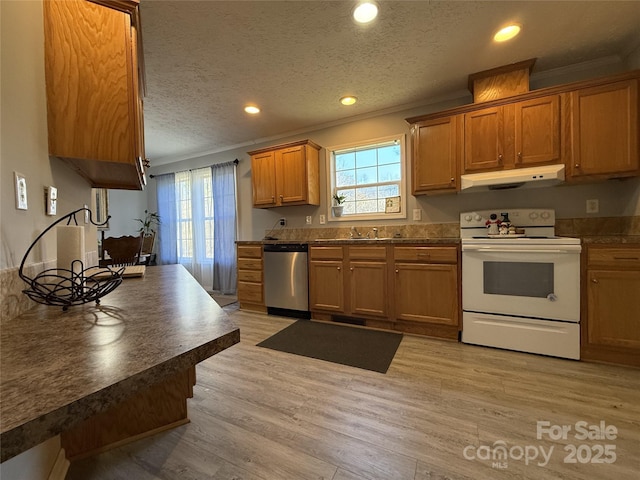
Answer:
[211,161,238,294]
[155,172,178,265]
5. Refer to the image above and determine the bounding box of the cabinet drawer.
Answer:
[237,245,263,258]
[237,258,263,270]
[348,246,388,260]
[394,246,457,263]
[310,246,344,260]
[238,281,263,303]
[238,270,262,282]
[588,246,640,268]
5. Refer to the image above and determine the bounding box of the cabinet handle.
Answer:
[574,164,580,168]
[350,267,354,271]
[498,154,503,164]
[337,266,341,271]
[591,278,598,284]
[517,152,522,163]
[450,177,455,183]
[613,256,639,260]
[395,269,399,273]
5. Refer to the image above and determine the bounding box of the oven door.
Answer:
[462,243,581,322]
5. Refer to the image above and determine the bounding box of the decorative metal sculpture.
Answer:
[19,207,124,310]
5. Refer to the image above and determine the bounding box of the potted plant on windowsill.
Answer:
[332,193,346,217]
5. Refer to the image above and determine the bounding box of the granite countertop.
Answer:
[0,264,240,462]
[580,235,640,244]
[237,238,461,245]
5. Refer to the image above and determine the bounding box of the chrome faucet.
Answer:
[372,227,378,239]
[350,226,362,238]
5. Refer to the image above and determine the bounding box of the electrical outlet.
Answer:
[412,208,422,221]
[45,186,57,215]
[279,217,287,226]
[305,215,312,225]
[319,214,326,225]
[586,199,599,214]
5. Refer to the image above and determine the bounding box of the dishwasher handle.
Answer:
[263,243,308,253]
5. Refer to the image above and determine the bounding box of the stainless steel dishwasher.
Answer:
[263,244,310,319]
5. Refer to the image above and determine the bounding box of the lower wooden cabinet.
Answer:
[582,244,640,367]
[309,243,460,339]
[393,246,460,340]
[236,245,266,312]
[309,245,389,320]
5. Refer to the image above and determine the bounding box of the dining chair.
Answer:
[100,233,143,267]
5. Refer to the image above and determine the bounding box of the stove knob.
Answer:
[541,211,551,219]
[474,214,482,221]
[464,214,472,222]
[529,212,539,220]
[547,293,557,302]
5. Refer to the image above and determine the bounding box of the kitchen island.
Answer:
[0,264,240,462]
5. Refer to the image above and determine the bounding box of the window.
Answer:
[175,169,214,261]
[327,134,406,220]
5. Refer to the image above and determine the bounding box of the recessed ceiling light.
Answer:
[340,96,357,106]
[244,105,260,114]
[494,24,521,42]
[353,2,378,24]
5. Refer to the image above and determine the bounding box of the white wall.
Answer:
[103,189,148,237]
[140,56,640,241]
[1,0,95,270]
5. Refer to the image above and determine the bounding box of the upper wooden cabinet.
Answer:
[43,0,145,190]
[248,140,321,208]
[463,95,562,173]
[411,116,461,194]
[407,70,639,185]
[568,79,639,180]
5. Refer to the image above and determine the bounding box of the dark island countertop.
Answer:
[0,264,240,462]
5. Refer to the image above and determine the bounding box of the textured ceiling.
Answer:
[140,1,640,165]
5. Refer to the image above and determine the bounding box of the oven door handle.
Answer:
[463,246,581,254]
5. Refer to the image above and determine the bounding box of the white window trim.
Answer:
[325,133,407,222]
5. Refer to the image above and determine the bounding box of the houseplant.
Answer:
[332,193,346,217]
[135,210,161,253]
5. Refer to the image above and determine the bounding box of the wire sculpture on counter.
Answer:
[19,207,124,311]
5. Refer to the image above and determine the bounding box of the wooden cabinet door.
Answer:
[463,106,506,172]
[251,151,277,207]
[394,263,458,326]
[411,116,461,194]
[43,0,143,189]
[349,261,388,318]
[276,146,307,204]
[587,269,640,350]
[570,80,639,177]
[514,95,562,167]
[309,261,344,313]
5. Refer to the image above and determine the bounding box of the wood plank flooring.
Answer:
[67,307,640,479]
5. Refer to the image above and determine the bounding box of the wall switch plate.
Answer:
[305,215,312,225]
[412,208,422,221]
[319,214,326,225]
[45,186,57,215]
[586,199,599,214]
[14,172,28,210]
[84,204,89,224]
[279,217,287,226]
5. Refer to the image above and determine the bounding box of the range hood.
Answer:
[460,164,565,192]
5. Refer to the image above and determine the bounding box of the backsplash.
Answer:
[0,251,98,323]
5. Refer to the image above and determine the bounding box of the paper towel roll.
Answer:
[57,225,85,276]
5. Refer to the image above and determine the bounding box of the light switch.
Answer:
[412,208,422,221]
[319,214,326,225]
[45,186,57,215]
[305,215,312,225]
[14,172,28,210]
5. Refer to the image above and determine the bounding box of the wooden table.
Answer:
[0,264,240,462]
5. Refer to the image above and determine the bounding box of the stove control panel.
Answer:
[460,209,556,228]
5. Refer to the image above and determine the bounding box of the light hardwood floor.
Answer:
[67,307,640,480]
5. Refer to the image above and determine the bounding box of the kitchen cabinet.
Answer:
[309,245,389,320]
[568,79,639,180]
[393,246,460,340]
[411,116,462,194]
[237,245,266,312]
[581,245,640,367]
[43,0,146,190]
[249,140,321,208]
[463,95,562,173]
[309,246,345,313]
